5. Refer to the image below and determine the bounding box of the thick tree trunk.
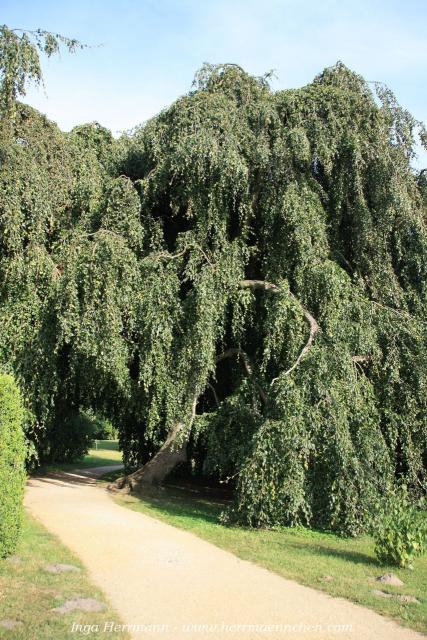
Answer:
[109,422,187,493]
[109,396,198,494]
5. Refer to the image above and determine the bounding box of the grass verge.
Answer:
[0,511,129,639]
[35,440,123,474]
[103,474,427,635]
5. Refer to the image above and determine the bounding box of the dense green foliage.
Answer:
[0,374,26,557]
[0,39,426,534]
[89,412,118,440]
[373,486,427,568]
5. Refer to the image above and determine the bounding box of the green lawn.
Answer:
[0,512,129,640]
[103,477,427,635]
[35,440,123,474]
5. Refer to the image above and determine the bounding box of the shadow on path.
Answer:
[27,465,124,489]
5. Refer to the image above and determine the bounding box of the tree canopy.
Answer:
[0,42,426,534]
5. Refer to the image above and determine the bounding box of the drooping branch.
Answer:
[216,347,267,403]
[239,279,282,294]
[207,382,220,407]
[148,248,188,261]
[239,279,320,378]
[352,355,371,363]
[282,309,319,376]
[142,243,215,266]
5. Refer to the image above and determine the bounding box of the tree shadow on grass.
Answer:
[125,483,227,526]
[282,539,377,567]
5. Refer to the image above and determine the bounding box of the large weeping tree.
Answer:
[104,63,426,536]
[1,34,426,534]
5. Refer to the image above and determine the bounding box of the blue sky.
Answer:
[2,0,426,165]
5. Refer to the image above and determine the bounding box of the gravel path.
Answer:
[25,467,425,640]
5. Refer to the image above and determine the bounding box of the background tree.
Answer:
[0,25,84,119]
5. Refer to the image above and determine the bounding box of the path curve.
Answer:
[25,468,424,640]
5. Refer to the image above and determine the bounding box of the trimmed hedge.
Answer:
[0,374,26,557]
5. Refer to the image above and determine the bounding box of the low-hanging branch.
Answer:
[352,355,372,363]
[239,279,320,378]
[207,382,220,407]
[216,347,268,403]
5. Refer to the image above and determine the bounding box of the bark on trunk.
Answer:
[109,396,198,494]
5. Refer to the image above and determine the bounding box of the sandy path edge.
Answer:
[24,467,425,640]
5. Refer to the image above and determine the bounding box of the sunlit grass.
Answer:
[35,440,123,474]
